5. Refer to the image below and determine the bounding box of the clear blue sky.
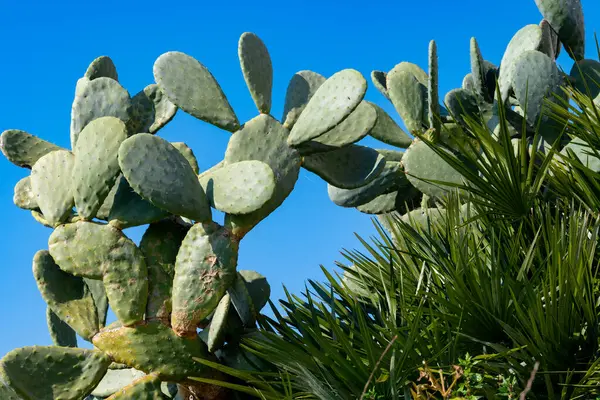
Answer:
[1,0,599,355]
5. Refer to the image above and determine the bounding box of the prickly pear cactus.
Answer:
[0,31,361,399]
[306,0,590,233]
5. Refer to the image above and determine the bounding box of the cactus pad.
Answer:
[224,114,301,237]
[570,59,600,99]
[46,307,78,348]
[444,88,480,126]
[303,145,386,189]
[33,249,99,340]
[0,346,111,400]
[128,84,177,135]
[282,70,326,129]
[387,67,427,134]
[91,368,147,398]
[70,77,132,148]
[73,116,128,220]
[0,129,63,169]
[498,24,543,103]
[85,278,109,329]
[228,273,257,327]
[48,221,148,326]
[153,51,239,132]
[118,133,211,222]
[287,69,367,146]
[512,50,563,126]
[30,149,75,226]
[357,186,420,215]
[298,101,377,154]
[535,0,584,61]
[140,219,190,321]
[371,70,389,99]
[238,269,270,311]
[107,176,170,229]
[171,222,239,336]
[200,160,276,215]
[402,139,465,199]
[367,102,413,148]
[92,321,210,381]
[105,373,164,399]
[239,32,273,114]
[205,293,231,353]
[13,176,38,210]
[171,142,199,175]
[85,56,119,81]
[327,161,405,208]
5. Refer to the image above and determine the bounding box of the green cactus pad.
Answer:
[428,41,441,133]
[371,70,389,99]
[73,116,129,220]
[105,374,164,399]
[140,220,189,321]
[402,139,465,199]
[570,59,600,99]
[128,84,177,135]
[377,149,405,162]
[224,114,301,238]
[303,145,386,189]
[30,149,75,226]
[389,62,429,85]
[118,134,211,222]
[297,101,378,155]
[48,221,148,326]
[282,70,326,129]
[200,160,276,215]
[387,68,427,134]
[46,307,78,347]
[561,137,600,172]
[498,24,543,103]
[0,129,63,169]
[367,102,413,148]
[470,38,493,103]
[33,249,99,340]
[171,142,199,175]
[327,161,406,208]
[238,270,270,312]
[92,321,210,381]
[287,69,367,146]
[444,88,480,126]
[85,56,119,81]
[512,50,564,126]
[0,374,20,400]
[107,176,170,229]
[13,176,38,210]
[85,278,109,329]
[171,222,239,336]
[91,368,147,398]
[31,210,78,229]
[401,207,447,230]
[0,346,111,400]
[239,32,273,114]
[70,77,132,148]
[97,178,120,220]
[228,273,257,326]
[535,0,584,60]
[357,185,420,215]
[205,293,231,353]
[462,73,475,92]
[538,20,557,59]
[153,51,239,132]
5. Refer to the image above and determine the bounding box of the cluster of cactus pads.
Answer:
[0,0,596,398]
[363,0,596,230]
